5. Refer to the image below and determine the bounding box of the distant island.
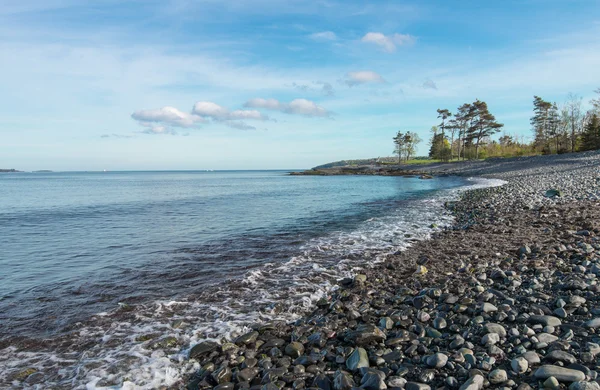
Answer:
[33,170,53,173]
[0,169,22,173]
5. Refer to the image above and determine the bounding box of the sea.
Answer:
[0,170,504,389]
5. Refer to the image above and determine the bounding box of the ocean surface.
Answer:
[0,170,502,389]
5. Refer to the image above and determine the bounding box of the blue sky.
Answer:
[1,0,599,170]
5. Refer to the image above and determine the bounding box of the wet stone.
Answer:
[333,371,356,390]
[426,353,448,368]
[235,331,259,345]
[488,369,508,384]
[529,315,562,327]
[346,347,369,371]
[534,365,586,382]
[511,357,529,374]
[544,350,577,364]
[458,374,484,390]
[361,369,388,390]
[569,382,600,390]
[483,323,506,337]
[190,341,219,359]
[405,382,431,390]
[285,342,305,358]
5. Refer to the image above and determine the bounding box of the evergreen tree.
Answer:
[466,100,504,159]
[437,109,452,149]
[591,88,600,114]
[453,103,472,160]
[531,96,553,153]
[392,131,406,163]
[580,114,600,151]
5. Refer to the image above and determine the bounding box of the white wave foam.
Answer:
[0,177,506,389]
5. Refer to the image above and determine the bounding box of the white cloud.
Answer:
[292,81,335,96]
[361,32,415,53]
[131,106,204,127]
[344,71,386,86]
[309,31,337,41]
[245,98,331,117]
[192,101,268,121]
[223,121,256,130]
[422,79,437,90]
[287,99,330,117]
[245,98,283,110]
[139,123,179,135]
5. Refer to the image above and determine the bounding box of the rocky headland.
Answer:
[184,151,600,390]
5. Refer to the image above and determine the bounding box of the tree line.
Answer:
[392,88,600,163]
[531,90,600,154]
[428,100,504,161]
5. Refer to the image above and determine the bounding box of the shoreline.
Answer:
[183,151,600,390]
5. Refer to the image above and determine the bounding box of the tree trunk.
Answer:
[572,120,576,153]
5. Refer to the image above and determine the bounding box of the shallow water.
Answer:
[0,170,501,388]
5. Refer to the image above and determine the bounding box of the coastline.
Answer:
[184,151,600,390]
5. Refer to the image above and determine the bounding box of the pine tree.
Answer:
[531,96,553,153]
[453,103,472,160]
[466,100,503,159]
[580,114,600,151]
[393,131,405,163]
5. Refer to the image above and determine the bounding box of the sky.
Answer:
[1,0,599,170]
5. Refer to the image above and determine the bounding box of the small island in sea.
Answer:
[0,169,22,173]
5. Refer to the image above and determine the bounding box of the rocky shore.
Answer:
[185,151,600,390]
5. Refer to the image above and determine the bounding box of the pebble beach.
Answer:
[183,151,600,390]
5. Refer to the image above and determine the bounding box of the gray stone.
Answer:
[189,341,219,359]
[545,350,577,364]
[483,323,507,337]
[537,333,559,344]
[313,373,332,390]
[554,308,568,318]
[214,383,235,390]
[433,317,447,330]
[511,357,529,374]
[458,374,484,390]
[235,331,259,345]
[488,369,508,384]
[355,274,367,283]
[346,324,387,346]
[518,245,532,256]
[544,189,563,198]
[426,353,448,368]
[405,383,431,390]
[237,368,259,382]
[211,366,232,384]
[333,371,356,390]
[361,369,387,390]
[534,365,586,382]
[569,382,600,390]
[585,318,600,329]
[481,333,500,346]
[482,303,498,313]
[387,377,407,389]
[346,347,369,371]
[529,315,562,327]
[285,342,305,358]
[544,377,560,390]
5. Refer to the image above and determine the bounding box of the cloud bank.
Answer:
[309,31,337,41]
[344,71,386,86]
[244,98,331,117]
[131,106,204,128]
[131,102,271,134]
[361,32,415,53]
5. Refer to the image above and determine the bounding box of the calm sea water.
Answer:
[0,170,497,389]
